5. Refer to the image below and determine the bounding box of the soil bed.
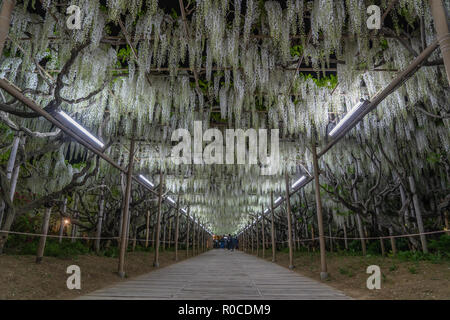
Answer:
[0,249,192,300]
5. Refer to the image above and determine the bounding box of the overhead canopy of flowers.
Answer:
[0,0,448,235]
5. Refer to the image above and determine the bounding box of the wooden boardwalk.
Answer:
[80,249,350,300]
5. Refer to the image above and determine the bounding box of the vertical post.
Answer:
[118,138,135,278]
[429,0,450,85]
[328,224,333,253]
[343,219,348,250]
[175,197,180,261]
[408,176,428,253]
[256,216,259,256]
[312,142,328,280]
[153,171,164,267]
[0,0,15,55]
[145,209,150,248]
[186,207,190,257]
[284,172,294,269]
[167,218,172,249]
[192,214,196,256]
[270,191,276,262]
[58,198,67,243]
[36,207,52,263]
[95,187,105,253]
[261,205,265,259]
[162,221,166,251]
[389,227,397,256]
[251,224,254,254]
[71,194,78,243]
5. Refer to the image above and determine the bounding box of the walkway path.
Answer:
[80,250,349,300]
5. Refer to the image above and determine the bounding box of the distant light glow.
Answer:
[291,175,306,189]
[64,219,70,225]
[58,111,104,148]
[139,174,154,187]
[329,100,369,137]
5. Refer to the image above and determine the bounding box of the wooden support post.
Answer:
[343,218,348,250]
[168,218,172,249]
[186,207,190,257]
[256,216,259,257]
[270,191,276,262]
[251,224,254,254]
[429,0,450,85]
[354,190,367,256]
[175,197,180,261]
[36,207,52,263]
[408,176,428,253]
[284,172,294,269]
[312,142,328,280]
[192,214,196,256]
[153,171,164,267]
[444,211,449,234]
[328,223,333,253]
[0,0,15,55]
[197,221,200,253]
[261,205,265,259]
[58,198,67,243]
[118,138,135,278]
[95,187,105,253]
[145,209,150,248]
[389,227,397,256]
[162,221,166,251]
[71,194,78,243]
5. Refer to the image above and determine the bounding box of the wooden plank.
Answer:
[80,250,350,300]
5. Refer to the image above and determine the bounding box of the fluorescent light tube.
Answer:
[58,111,104,148]
[275,197,282,204]
[264,209,269,214]
[167,196,175,204]
[291,175,306,189]
[139,174,154,187]
[329,100,370,137]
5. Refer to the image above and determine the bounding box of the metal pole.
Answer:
[312,142,328,280]
[153,171,164,267]
[284,172,294,269]
[118,138,135,278]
